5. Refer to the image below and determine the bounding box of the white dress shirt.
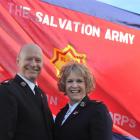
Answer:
[17,74,36,95]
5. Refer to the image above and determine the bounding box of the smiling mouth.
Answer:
[28,68,40,73]
[29,70,38,73]
[25,66,40,72]
[71,90,80,93]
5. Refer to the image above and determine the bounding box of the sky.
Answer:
[97,0,140,14]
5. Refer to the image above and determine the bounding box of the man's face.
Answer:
[17,47,43,82]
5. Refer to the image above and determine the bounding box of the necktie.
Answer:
[34,85,42,107]
[34,85,40,94]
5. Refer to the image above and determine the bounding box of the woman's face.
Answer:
[65,71,86,105]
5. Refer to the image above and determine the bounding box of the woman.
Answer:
[54,62,113,140]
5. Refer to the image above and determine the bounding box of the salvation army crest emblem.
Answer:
[50,44,86,76]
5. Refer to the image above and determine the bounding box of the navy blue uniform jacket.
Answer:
[54,96,112,140]
[0,75,54,140]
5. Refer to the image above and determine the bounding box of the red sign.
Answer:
[0,0,140,138]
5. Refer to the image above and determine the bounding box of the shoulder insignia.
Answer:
[91,100,102,104]
[95,100,102,103]
[0,79,10,85]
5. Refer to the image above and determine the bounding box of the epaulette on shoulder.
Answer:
[91,100,102,104]
[0,79,10,86]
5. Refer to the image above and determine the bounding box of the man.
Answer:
[0,44,54,140]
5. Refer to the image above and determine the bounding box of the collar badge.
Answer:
[20,81,26,87]
[73,111,79,115]
[80,101,86,107]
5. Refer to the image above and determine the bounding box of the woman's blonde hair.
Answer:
[58,62,96,94]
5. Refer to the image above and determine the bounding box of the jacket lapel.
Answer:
[13,75,34,96]
[36,88,54,139]
[56,104,69,127]
[12,75,43,108]
[62,96,89,126]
